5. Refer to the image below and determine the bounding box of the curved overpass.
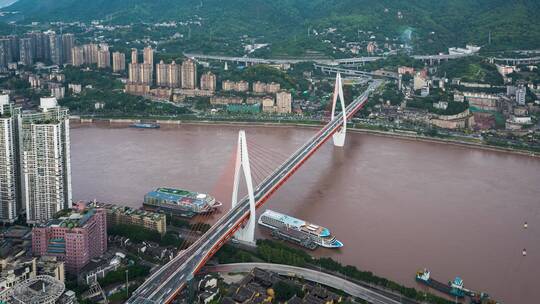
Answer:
[203,263,402,304]
[127,80,384,304]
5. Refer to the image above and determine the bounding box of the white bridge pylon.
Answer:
[231,130,256,244]
[331,73,347,147]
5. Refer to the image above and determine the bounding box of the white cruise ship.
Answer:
[258,209,343,248]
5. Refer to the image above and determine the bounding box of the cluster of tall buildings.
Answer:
[0,32,75,67]
[129,47,204,89]
[0,96,72,225]
[127,47,213,96]
[71,43,120,70]
[0,31,128,74]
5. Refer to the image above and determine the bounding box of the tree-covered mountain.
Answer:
[3,0,540,53]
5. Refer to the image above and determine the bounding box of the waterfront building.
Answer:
[0,95,19,223]
[156,60,169,87]
[140,63,153,85]
[83,201,167,235]
[430,109,474,130]
[181,58,197,89]
[200,71,216,92]
[112,51,125,72]
[20,97,72,224]
[262,96,276,113]
[71,46,84,67]
[275,90,292,114]
[61,33,74,64]
[210,95,243,105]
[97,49,110,69]
[32,208,107,273]
[18,38,34,66]
[463,92,500,111]
[168,61,181,88]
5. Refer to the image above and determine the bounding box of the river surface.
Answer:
[70,123,540,304]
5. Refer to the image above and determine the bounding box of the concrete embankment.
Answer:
[70,117,539,158]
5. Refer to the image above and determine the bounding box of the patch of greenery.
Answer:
[437,56,503,85]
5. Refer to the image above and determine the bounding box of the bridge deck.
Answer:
[127,80,384,304]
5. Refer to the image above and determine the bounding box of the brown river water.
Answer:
[70,123,540,303]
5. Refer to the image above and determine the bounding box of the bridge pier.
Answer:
[231,130,256,244]
[331,73,347,147]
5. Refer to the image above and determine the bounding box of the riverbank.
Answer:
[71,116,540,159]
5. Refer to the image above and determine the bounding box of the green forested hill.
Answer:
[3,0,540,53]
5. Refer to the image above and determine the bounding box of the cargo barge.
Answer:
[143,187,222,217]
[416,269,491,303]
[258,209,343,249]
[130,122,160,129]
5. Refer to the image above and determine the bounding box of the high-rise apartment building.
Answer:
[61,33,74,64]
[181,58,197,89]
[97,49,110,69]
[200,71,216,91]
[7,35,19,63]
[82,43,98,65]
[131,48,138,64]
[112,51,125,72]
[128,63,152,85]
[32,208,107,273]
[128,63,140,83]
[516,84,526,105]
[156,60,169,87]
[48,33,63,65]
[19,37,34,66]
[140,63,153,84]
[28,32,47,61]
[19,97,72,224]
[71,46,84,67]
[0,95,19,223]
[143,46,154,66]
[275,90,292,114]
[0,38,13,67]
[168,61,181,88]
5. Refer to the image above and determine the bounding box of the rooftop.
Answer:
[43,209,98,229]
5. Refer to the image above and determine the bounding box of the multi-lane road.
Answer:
[126,80,383,304]
[203,263,403,304]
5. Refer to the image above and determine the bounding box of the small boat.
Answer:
[130,122,160,129]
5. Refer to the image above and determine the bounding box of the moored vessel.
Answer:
[130,122,160,129]
[258,209,343,249]
[143,187,222,217]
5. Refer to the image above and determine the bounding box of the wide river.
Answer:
[71,123,539,303]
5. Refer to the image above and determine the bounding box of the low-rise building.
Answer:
[463,92,501,111]
[430,109,474,130]
[83,201,166,235]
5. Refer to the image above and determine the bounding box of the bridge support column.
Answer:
[331,73,347,147]
[231,130,256,244]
